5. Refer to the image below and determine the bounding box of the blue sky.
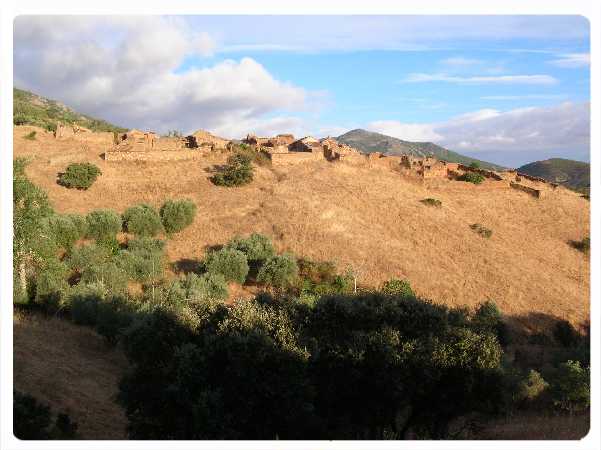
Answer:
[14,15,590,166]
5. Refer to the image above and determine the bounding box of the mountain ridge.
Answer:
[336,128,505,171]
[517,158,590,193]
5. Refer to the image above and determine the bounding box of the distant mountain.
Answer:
[13,87,127,133]
[518,158,590,193]
[336,129,505,170]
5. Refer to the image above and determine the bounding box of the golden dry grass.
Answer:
[14,126,590,328]
[13,310,129,439]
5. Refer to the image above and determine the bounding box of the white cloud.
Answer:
[367,121,442,142]
[13,16,316,137]
[367,102,589,154]
[548,53,590,68]
[402,73,558,85]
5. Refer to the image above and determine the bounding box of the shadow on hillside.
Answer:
[171,258,202,275]
[503,310,589,371]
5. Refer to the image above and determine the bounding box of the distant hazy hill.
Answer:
[518,158,590,193]
[13,87,127,133]
[336,129,505,170]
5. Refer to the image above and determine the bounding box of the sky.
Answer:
[13,15,590,167]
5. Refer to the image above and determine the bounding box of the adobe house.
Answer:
[289,136,323,153]
[188,129,229,150]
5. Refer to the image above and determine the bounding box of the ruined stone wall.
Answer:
[105,150,208,162]
[270,152,324,165]
[457,164,504,181]
[154,137,186,151]
[510,182,543,198]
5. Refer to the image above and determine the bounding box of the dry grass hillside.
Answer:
[13,311,129,439]
[14,126,590,330]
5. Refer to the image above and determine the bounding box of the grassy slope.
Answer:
[337,129,505,170]
[14,126,590,329]
[13,87,127,133]
[518,158,590,193]
[13,310,129,439]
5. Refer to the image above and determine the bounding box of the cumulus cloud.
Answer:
[13,16,314,137]
[548,53,590,68]
[402,73,558,85]
[367,121,443,142]
[367,102,590,154]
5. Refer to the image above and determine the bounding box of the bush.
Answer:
[256,254,299,289]
[96,297,134,346]
[380,278,415,297]
[183,272,229,302]
[553,320,580,347]
[68,243,111,273]
[550,360,590,413]
[69,291,101,326]
[24,131,37,140]
[123,204,163,237]
[458,172,485,184]
[160,199,197,234]
[420,198,442,207]
[80,262,129,295]
[569,237,590,253]
[204,248,249,284]
[58,163,101,190]
[44,214,87,251]
[471,300,509,346]
[516,370,549,403]
[226,233,275,265]
[211,153,254,187]
[13,390,78,440]
[470,223,492,238]
[469,162,480,169]
[33,260,70,311]
[86,209,122,241]
[118,238,165,282]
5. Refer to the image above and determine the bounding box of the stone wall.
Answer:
[105,150,208,162]
[270,152,324,165]
[510,182,543,198]
[458,164,504,181]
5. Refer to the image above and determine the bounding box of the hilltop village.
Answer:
[52,122,561,199]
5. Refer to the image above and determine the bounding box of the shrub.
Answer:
[232,145,271,167]
[183,272,229,302]
[569,237,590,253]
[58,163,101,190]
[204,248,249,284]
[33,260,70,311]
[13,390,78,440]
[472,300,509,346]
[24,131,37,140]
[459,172,485,184]
[68,243,111,273]
[469,162,480,169]
[86,209,122,241]
[118,238,165,282]
[96,297,134,346]
[44,214,87,251]
[380,278,415,297]
[470,223,492,238]
[160,199,197,234]
[516,370,549,403]
[123,204,163,237]
[80,262,129,295]
[256,254,299,289]
[211,153,254,187]
[226,233,275,265]
[420,198,442,207]
[550,360,590,413]
[69,291,101,326]
[553,320,580,347]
